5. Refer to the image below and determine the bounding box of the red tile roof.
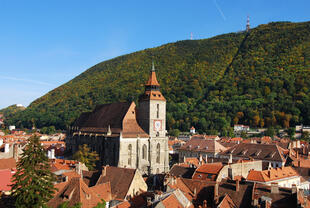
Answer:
[48,177,104,208]
[162,193,184,208]
[194,163,223,175]
[192,163,223,181]
[0,158,16,170]
[179,137,226,153]
[217,194,237,208]
[96,166,137,200]
[0,169,15,191]
[247,166,299,182]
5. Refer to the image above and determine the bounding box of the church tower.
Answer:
[138,63,169,174]
[138,63,166,138]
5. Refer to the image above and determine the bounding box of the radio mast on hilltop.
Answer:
[190,32,193,40]
[246,15,250,32]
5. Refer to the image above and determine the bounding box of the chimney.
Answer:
[183,156,186,163]
[228,153,233,164]
[199,154,202,162]
[51,149,55,159]
[297,140,301,148]
[205,154,208,163]
[194,188,197,196]
[298,160,301,168]
[271,183,279,194]
[214,182,219,204]
[236,179,240,192]
[268,162,272,170]
[102,166,107,177]
[4,143,9,153]
[292,184,297,194]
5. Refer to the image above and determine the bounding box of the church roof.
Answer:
[72,102,148,138]
[74,102,131,129]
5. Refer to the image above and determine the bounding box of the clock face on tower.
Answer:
[154,120,162,131]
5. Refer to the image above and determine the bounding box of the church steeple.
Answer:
[145,62,160,89]
[140,63,165,101]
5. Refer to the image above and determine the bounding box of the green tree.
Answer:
[265,126,275,138]
[93,200,106,208]
[286,127,296,139]
[11,135,56,208]
[169,129,180,137]
[301,131,310,141]
[73,144,99,171]
[57,202,82,208]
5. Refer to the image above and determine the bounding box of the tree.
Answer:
[301,131,310,141]
[11,135,56,208]
[169,129,180,137]
[57,202,81,208]
[265,126,275,138]
[73,144,99,171]
[286,127,296,139]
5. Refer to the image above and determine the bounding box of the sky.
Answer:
[0,0,309,109]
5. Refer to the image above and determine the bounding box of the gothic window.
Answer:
[128,144,132,166]
[156,143,160,163]
[142,144,147,160]
[156,104,159,118]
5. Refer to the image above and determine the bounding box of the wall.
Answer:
[217,160,263,182]
[126,169,148,197]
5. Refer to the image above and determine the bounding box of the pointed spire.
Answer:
[145,62,160,86]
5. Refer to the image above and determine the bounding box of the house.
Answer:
[153,189,193,208]
[169,164,196,179]
[219,143,288,168]
[246,166,309,190]
[0,158,16,194]
[95,166,148,201]
[190,127,195,134]
[192,163,223,181]
[48,177,111,208]
[178,135,227,162]
[233,125,250,132]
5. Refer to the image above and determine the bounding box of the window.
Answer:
[156,104,159,118]
[156,143,160,163]
[128,144,132,166]
[142,144,147,160]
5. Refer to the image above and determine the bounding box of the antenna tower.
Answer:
[190,32,193,40]
[246,15,250,32]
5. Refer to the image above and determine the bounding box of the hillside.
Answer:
[6,21,310,135]
[0,104,26,120]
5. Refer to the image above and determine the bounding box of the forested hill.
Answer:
[7,21,310,135]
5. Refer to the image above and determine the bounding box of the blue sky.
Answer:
[0,0,309,109]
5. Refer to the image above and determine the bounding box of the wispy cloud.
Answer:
[213,0,226,21]
[0,75,54,86]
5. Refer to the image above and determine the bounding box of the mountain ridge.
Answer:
[6,21,310,135]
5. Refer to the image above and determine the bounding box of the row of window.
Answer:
[127,143,161,165]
